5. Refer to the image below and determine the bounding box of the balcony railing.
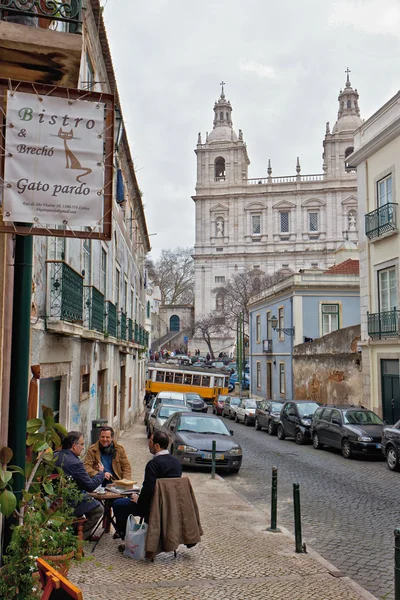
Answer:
[105,301,117,338]
[128,318,133,342]
[118,310,127,341]
[365,202,397,240]
[84,286,104,333]
[368,308,400,339]
[48,260,83,323]
[0,0,82,33]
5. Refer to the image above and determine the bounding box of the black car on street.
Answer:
[255,400,284,435]
[312,405,385,459]
[277,400,320,444]
[381,420,400,470]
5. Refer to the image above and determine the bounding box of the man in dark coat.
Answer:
[55,431,109,540]
[113,430,182,539]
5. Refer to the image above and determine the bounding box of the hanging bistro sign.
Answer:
[0,80,114,240]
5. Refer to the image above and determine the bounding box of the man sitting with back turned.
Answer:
[84,426,132,484]
[113,430,182,539]
[55,431,110,541]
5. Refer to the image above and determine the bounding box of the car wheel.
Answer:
[268,421,275,436]
[313,432,323,449]
[229,411,234,420]
[212,407,215,414]
[277,424,285,440]
[235,413,239,423]
[244,415,249,426]
[230,467,240,474]
[387,446,400,471]
[341,438,353,459]
[295,429,305,445]
[255,417,261,431]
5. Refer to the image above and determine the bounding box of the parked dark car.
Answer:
[277,400,320,444]
[162,411,243,473]
[312,405,385,458]
[382,421,400,470]
[184,392,208,413]
[222,396,241,419]
[255,400,284,435]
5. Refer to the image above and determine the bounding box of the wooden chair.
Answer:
[36,557,83,600]
[71,517,87,559]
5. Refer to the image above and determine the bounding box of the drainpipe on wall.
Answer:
[290,296,295,400]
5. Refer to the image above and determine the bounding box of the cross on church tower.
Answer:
[220,81,225,98]
[345,67,351,86]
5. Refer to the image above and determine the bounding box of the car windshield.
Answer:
[245,400,257,409]
[186,394,202,401]
[272,403,283,412]
[178,416,230,435]
[159,406,186,419]
[297,403,319,417]
[161,398,185,406]
[231,398,240,405]
[343,410,383,425]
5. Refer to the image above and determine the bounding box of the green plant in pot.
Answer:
[0,407,83,600]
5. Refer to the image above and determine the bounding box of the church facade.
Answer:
[192,75,362,354]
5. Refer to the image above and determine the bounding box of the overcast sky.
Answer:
[103,0,400,257]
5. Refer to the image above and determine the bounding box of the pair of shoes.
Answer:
[112,531,121,539]
[88,534,101,542]
[118,544,125,553]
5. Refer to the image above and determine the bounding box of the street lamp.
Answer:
[271,315,295,336]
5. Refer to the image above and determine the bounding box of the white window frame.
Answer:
[321,303,340,336]
[100,248,107,297]
[215,276,226,283]
[379,267,397,312]
[279,363,285,395]
[82,238,91,286]
[256,315,261,342]
[308,211,319,232]
[256,362,261,389]
[115,265,121,309]
[378,174,393,208]
[278,307,284,341]
[280,211,290,233]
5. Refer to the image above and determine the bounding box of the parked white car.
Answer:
[235,398,259,426]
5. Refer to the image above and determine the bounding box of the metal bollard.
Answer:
[267,466,280,532]
[293,483,306,553]
[211,440,216,479]
[395,528,400,599]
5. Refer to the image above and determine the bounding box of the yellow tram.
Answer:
[145,362,229,402]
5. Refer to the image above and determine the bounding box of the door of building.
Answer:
[266,362,272,399]
[120,364,126,428]
[381,359,400,424]
[98,370,106,419]
[39,377,61,422]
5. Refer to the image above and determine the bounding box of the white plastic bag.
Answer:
[123,516,147,560]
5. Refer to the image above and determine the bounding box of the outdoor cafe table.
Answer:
[88,489,126,551]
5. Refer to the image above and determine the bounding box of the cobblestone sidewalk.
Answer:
[69,419,378,600]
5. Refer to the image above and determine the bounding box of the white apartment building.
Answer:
[350,91,400,422]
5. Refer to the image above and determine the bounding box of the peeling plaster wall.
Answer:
[293,325,362,405]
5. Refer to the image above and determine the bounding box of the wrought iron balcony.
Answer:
[84,286,104,333]
[368,308,400,339]
[0,0,82,33]
[47,260,83,323]
[365,202,398,240]
[105,301,117,338]
[118,310,127,341]
[128,318,133,343]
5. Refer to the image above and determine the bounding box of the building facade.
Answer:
[248,261,360,401]
[193,75,362,353]
[350,90,400,422]
[0,0,150,444]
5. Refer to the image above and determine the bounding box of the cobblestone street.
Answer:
[69,418,377,600]
[225,417,396,600]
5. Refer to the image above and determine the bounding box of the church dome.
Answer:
[208,126,238,143]
[332,114,363,134]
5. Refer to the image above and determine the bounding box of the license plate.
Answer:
[202,452,224,460]
[376,444,381,449]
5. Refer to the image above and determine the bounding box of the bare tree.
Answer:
[195,312,228,359]
[213,268,286,330]
[146,247,194,305]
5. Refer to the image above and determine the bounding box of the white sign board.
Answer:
[3,91,105,227]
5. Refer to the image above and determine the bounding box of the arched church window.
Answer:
[347,99,351,109]
[348,209,357,231]
[252,277,261,293]
[215,217,224,237]
[220,111,223,120]
[226,112,229,120]
[345,147,354,172]
[215,293,224,311]
[215,157,225,180]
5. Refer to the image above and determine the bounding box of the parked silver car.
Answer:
[222,396,241,420]
[235,398,260,426]
[147,404,187,437]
